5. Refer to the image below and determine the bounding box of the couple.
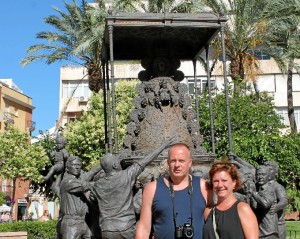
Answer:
[136,143,259,239]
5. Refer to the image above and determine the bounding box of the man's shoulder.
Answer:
[264,182,276,190]
[143,179,158,198]
[269,180,284,189]
[61,173,76,183]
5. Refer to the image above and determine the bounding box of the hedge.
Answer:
[0,220,57,239]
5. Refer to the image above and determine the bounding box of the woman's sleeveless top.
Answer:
[152,176,206,239]
[203,200,245,239]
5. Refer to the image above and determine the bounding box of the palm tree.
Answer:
[114,0,198,13]
[262,0,300,133]
[21,0,107,93]
[198,0,268,96]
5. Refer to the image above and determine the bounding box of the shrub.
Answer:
[0,220,57,239]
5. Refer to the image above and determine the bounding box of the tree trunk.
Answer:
[287,57,297,133]
[88,64,102,93]
[9,178,17,223]
[230,54,245,96]
[253,81,260,98]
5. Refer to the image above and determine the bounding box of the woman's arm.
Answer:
[237,202,259,239]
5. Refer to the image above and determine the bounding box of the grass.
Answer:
[286,221,300,239]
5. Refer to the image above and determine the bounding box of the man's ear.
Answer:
[112,162,119,169]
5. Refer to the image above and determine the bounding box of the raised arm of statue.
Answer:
[81,164,103,182]
[230,154,256,177]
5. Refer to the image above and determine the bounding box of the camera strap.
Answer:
[168,176,194,228]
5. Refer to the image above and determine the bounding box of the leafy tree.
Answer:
[199,87,284,163]
[114,0,199,13]
[21,0,107,93]
[198,87,300,209]
[30,130,57,198]
[64,80,138,169]
[262,0,300,133]
[0,126,48,218]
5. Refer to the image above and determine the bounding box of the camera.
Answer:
[175,223,194,238]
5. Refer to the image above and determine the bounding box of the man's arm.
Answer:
[135,180,157,239]
[81,164,103,182]
[62,176,92,193]
[138,137,177,168]
[273,183,288,212]
[251,189,275,209]
[230,154,256,176]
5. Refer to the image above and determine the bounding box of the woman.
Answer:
[39,210,50,222]
[0,211,10,223]
[203,161,258,239]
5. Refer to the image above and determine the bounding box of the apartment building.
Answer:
[0,78,35,221]
[58,62,142,127]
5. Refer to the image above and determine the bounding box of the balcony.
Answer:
[3,112,15,124]
[26,120,36,132]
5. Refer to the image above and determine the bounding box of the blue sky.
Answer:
[0,1,91,136]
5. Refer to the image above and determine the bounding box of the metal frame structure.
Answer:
[101,12,231,155]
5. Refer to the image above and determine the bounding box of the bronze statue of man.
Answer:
[251,165,279,238]
[92,138,176,239]
[59,156,95,239]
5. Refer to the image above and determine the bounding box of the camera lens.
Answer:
[185,229,193,238]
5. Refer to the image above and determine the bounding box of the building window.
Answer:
[277,107,300,131]
[2,180,7,192]
[247,49,271,60]
[5,103,9,112]
[187,77,215,95]
[14,107,18,117]
[62,81,91,99]
[67,115,78,123]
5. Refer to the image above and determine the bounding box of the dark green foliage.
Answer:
[198,88,300,210]
[199,88,283,162]
[0,220,57,239]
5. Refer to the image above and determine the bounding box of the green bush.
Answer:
[0,220,57,239]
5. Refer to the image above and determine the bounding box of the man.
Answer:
[251,165,279,238]
[59,156,95,239]
[135,143,212,239]
[92,137,176,239]
[264,161,288,239]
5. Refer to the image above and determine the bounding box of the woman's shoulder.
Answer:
[237,201,254,215]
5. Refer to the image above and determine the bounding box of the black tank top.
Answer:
[203,200,245,239]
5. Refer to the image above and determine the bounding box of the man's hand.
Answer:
[269,204,277,214]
